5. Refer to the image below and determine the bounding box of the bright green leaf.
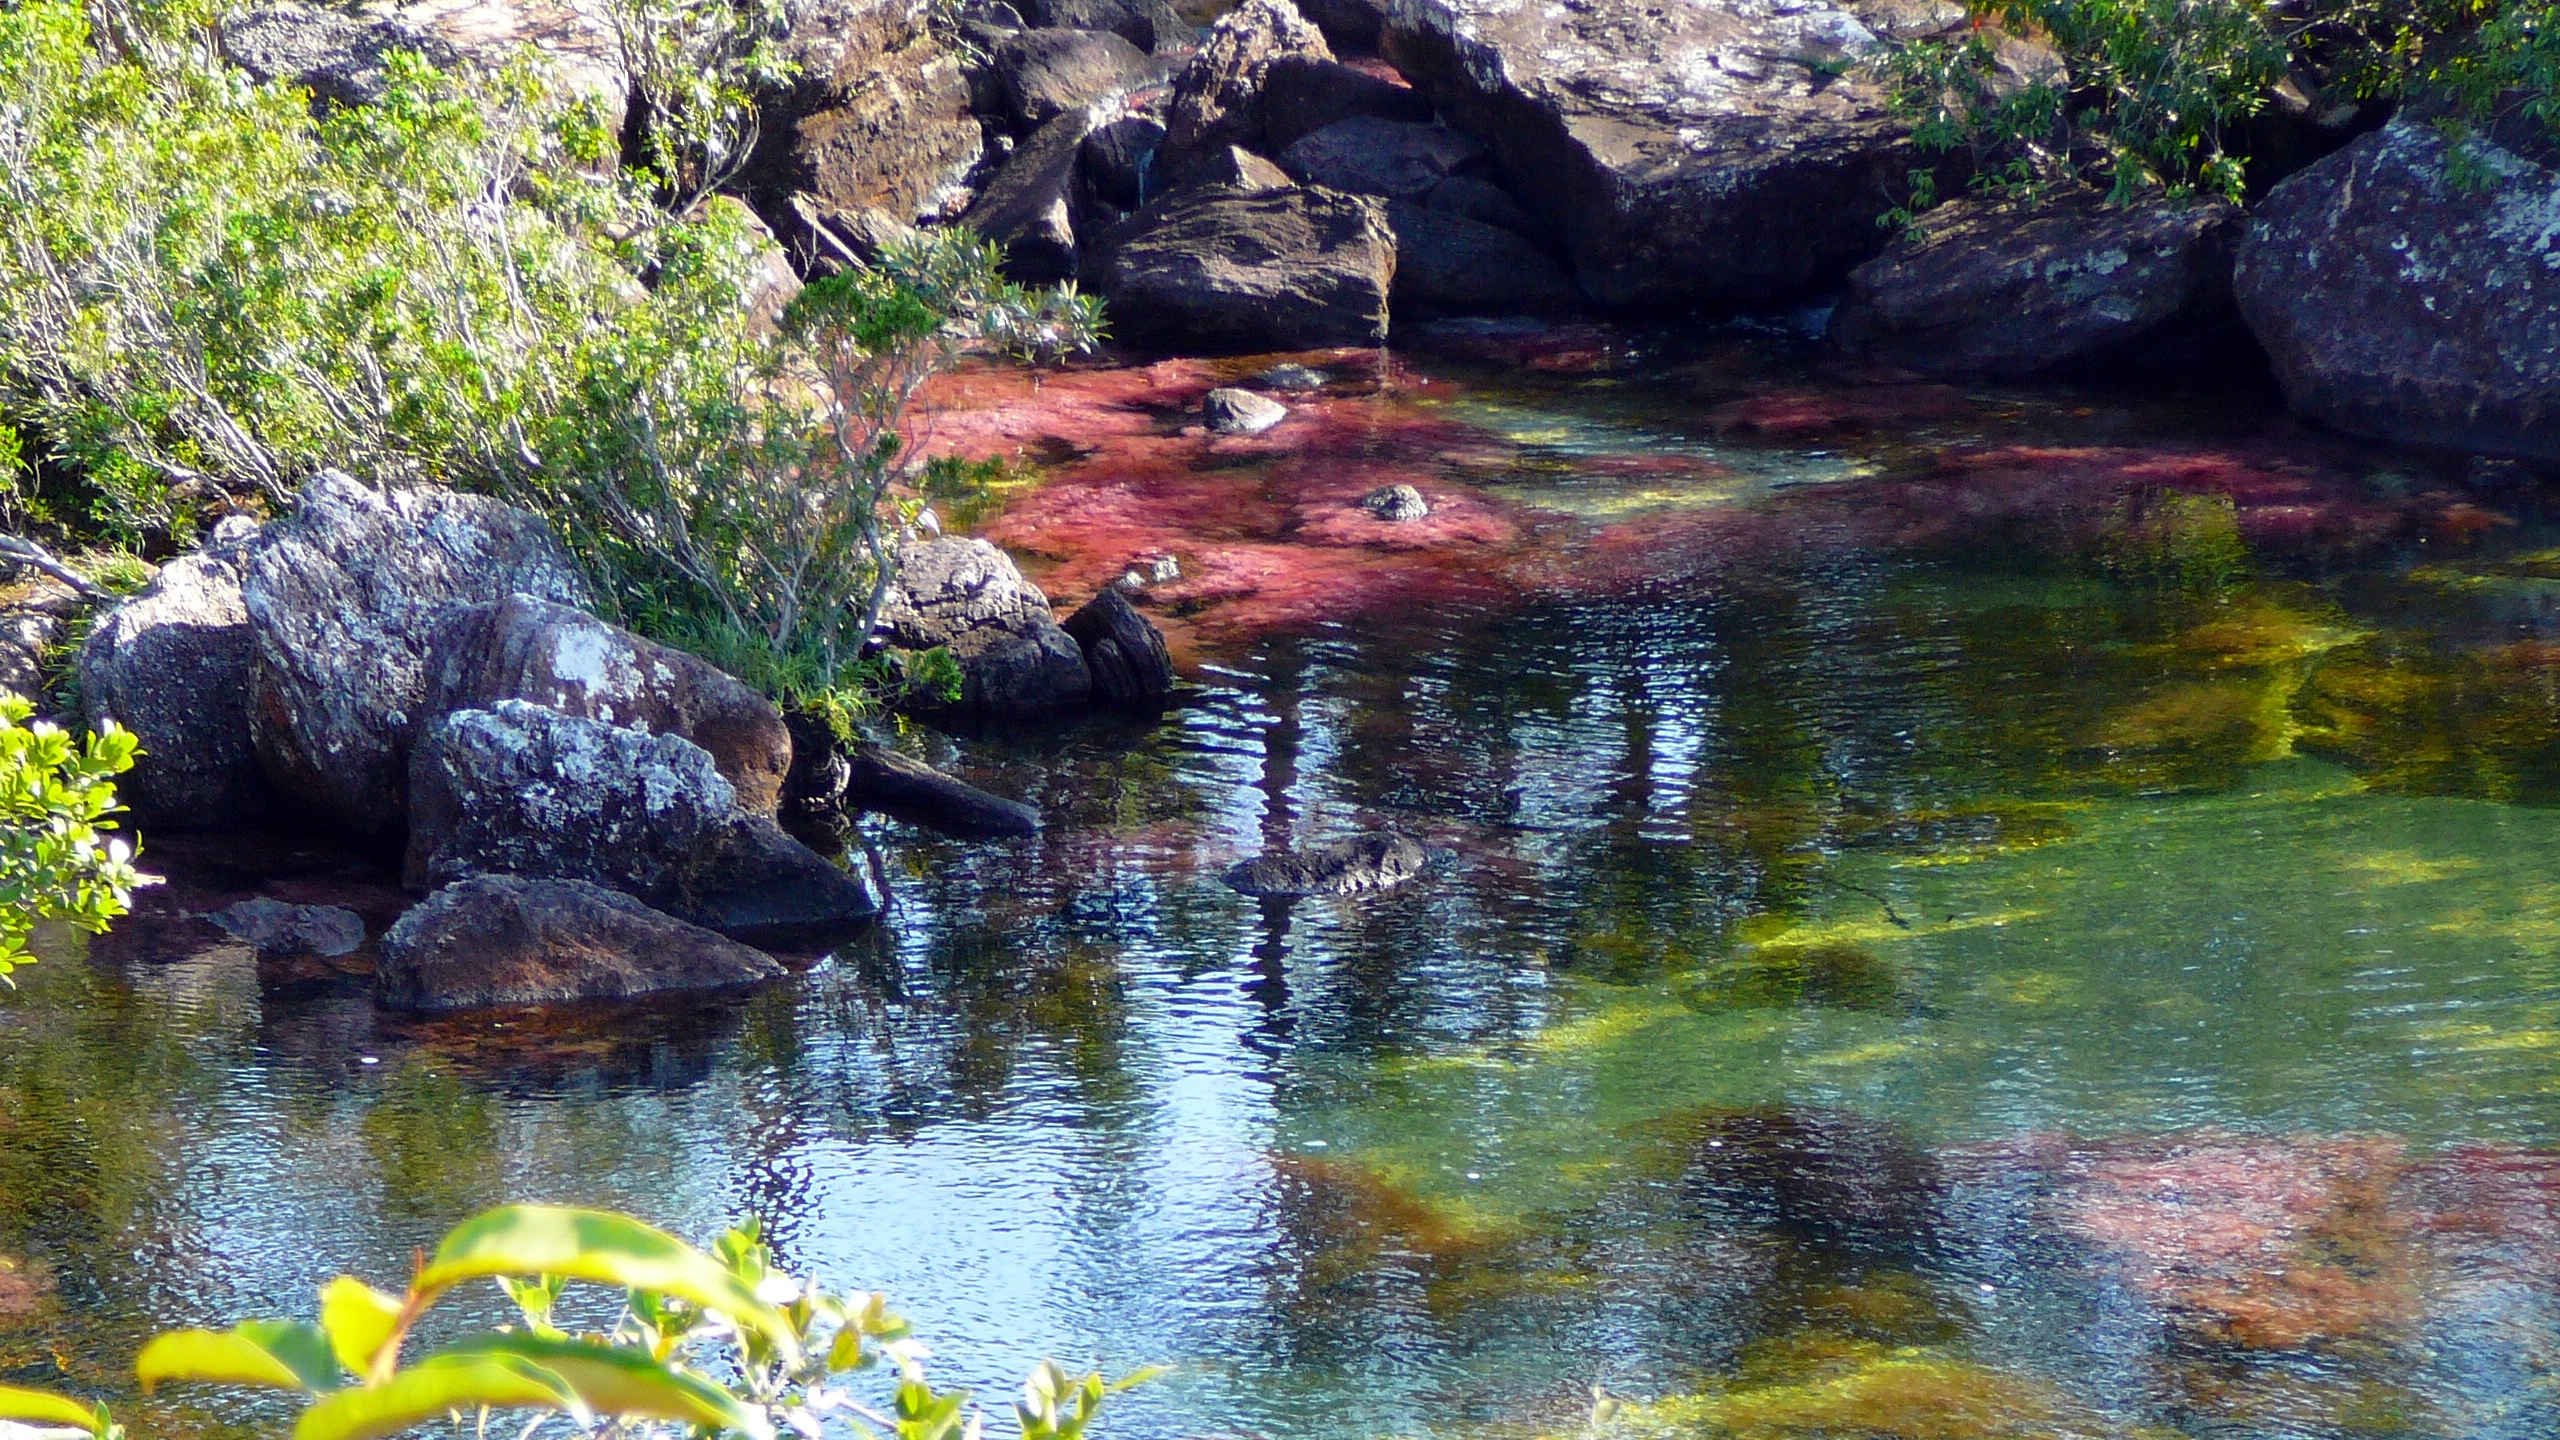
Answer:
[137,1320,342,1394]
[438,1334,772,1440]
[317,1276,406,1377]
[291,1351,586,1440]
[417,1206,798,1359]
[0,1382,103,1432]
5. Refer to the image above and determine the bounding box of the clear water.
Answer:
[9,343,2560,1440]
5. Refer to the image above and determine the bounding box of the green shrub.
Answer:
[0,698,139,980]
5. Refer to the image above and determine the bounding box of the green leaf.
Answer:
[317,1276,406,1377]
[416,1206,797,1359]
[0,1383,104,1432]
[438,1334,772,1440]
[137,1320,343,1394]
[291,1351,586,1440]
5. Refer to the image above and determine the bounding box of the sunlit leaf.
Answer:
[437,1334,772,1440]
[291,1351,585,1440]
[0,1383,102,1432]
[317,1276,406,1377]
[137,1320,342,1394]
[416,1206,797,1358]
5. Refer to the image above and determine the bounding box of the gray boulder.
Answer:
[2235,117,2560,459]
[79,550,280,828]
[420,594,793,817]
[1260,55,1433,149]
[222,7,461,107]
[1383,0,1908,311]
[1224,832,1426,896]
[1278,116,1487,200]
[378,875,783,1012]
[1061,586,1177,708]
[405,701,878,940]
[1830,189,2243,377]
[242,471,589,840]
[994,27,1156,132]
[1205,387,1289,433]
[1386,200,1585,319]
[966,105,1103,281]
[225,1,625,115]
[879,538,1094,714]
[1086,185,1395,350]
[1160,0,1333,177]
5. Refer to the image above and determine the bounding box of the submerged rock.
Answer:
[1254,362,1330,390]
[1160,0,1333,177]
[1061,585,1177,706]
[378,875,783,1012]
[1383,0,1908,312]
[1086,185,1395,350]
[2235,117,2560,459]
[1831,189,2244,377]
[421,594,793,817]
[879,537,1094,714]
[208,898,367,958]
[242,470,590,840]
[1223,832,1426,896]
[1205,387,1289,433]
[79,549,280,829]
[844,742,1042,835]
[1361,484,1429,521]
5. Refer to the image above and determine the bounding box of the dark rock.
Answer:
[1361,483,1429,520]
[965,105,1103,281]
[2234,118,2560,460]
[879,538,1094,714]
[1086,185,1395,350]
[1254,362,1330,390]
[1384,0,1910,312]
[845,743,1042,835]
[1082,115,1168,208]
[769,3,983,237]
[1061,586,1176,707]
[207,898,366,958]
[1829,189,2243,377]
[1424,174,1540,237]
[378,876,783,1013]
[1386,200,1585,319]
[1260,55,1433,149]
[1031,0,1193,52]
[1189,144,1297,192]
[405,702,878,940]
[0,575,76,718]
[221,7,461,107]
[419,594,793,817]
[1205,386,1289,433]
[780,709,853,822]
[1223,832,1427,896]
[79,550,279,829]
[1161,0,1333,177]
[1278,116,1485,200]
[995,28,1155,132]
[242,470,589,841]
[1296,0,1388,53]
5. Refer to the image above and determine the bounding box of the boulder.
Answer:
[1223,832,1426,896]
[994,27,1156,132]
[78,551,280,829]
[1160,0,1333,177]
[1296,0,1388,53]
[1423,174,1540,237]
[1061,586,1176,707]
[242,471,589,840]
[1829,189,2243,377]
[1362,483,1429,521]
[378,875,783,1012]
[405,701,879,939]
[1189,144,1297,192]
[1030,0,1193,52]
[878,538,1094,714]
[392,0,627,112]
[1277,116,1485,200]
[1205,387,1289,433]
[965,105,1102,281]
[697,195,803,336]
[844,743,1042,835]
[2234,117,2560,459]
[419,594,793,817]
[1082,115,1169,208]
[1085,185,1395,350]
[1383,0,1909,312]
[1254,362,1329,390]
[767,2,983,234]
[221,6,462,108]
[1260,55,1433,149]
[208,898,366,958]
[1386,200,1585,319]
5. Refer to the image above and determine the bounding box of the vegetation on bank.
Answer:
[0,698,137,980]
[0,1203,1146,1440]
[1882,0,2560,207]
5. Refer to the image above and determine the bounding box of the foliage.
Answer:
[114,1203,1154,1440]
[607,0,797,210]
[0,697,139,981]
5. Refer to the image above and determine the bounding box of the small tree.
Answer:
[0,698,140,981]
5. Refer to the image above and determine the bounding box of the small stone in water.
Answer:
[1205,388,1288,435]
[208,898,366,957]
[1361,484,1429,522]
[1253,363,1328,391]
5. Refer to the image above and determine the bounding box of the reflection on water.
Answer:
[10,340,2560,1440]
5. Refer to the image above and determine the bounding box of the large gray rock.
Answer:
[1383,0,1909,312]
[222,6,462,107]
[965,105,1103,281]
[242,471,589,840]
[1031,0,1193,52]
[1386,200,1585,319]
[225,1,626,115]
[1830,189,2242,377]
[879,538,1093,714]
[1160,0,1333,177]
[1278,116,1486,200]
[405,701,879,939]
[1205,387,1289,433]
[1061,586,1176,708]
[1086,185,1395,349]
[420,594,793,817]
[80,550,280,829]
[378,875,784,1012]
[2235,117,2560,460]
[994,27,1156,132]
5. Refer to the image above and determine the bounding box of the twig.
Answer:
[0,535,111,601]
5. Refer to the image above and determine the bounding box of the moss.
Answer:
[1607,1338,2102,1440]
[1683,942,1902,1014]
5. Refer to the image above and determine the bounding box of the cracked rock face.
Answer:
[1161,0,1335,178]
[1382,0,1913,312]
[1831,188,2243,378]
[243,471,589,840]
[2235,117,2560,460]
